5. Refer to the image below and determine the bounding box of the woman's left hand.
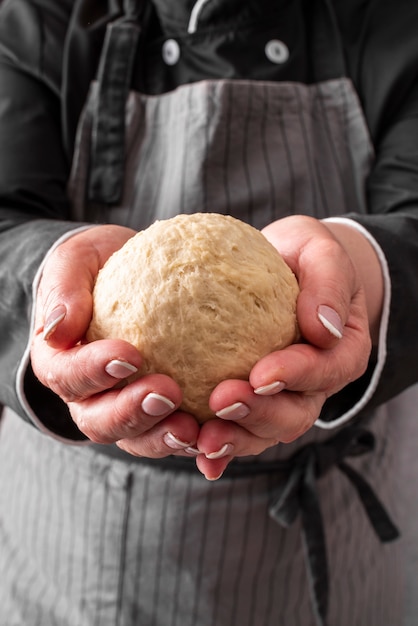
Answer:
[194,215,378,480]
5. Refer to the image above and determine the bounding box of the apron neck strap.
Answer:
[88,3,145,204]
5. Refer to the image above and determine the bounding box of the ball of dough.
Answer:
[87,213,299,422]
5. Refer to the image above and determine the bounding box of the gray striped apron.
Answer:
[0,3,407,626]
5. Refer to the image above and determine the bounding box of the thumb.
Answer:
[262,216,358,350]
[297,294,346,349]
[293,236,359,350]
[35,225,135,348]
[35,245,97,349]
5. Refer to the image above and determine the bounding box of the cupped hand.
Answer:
[31,225,200,457]
[195,215,376,480]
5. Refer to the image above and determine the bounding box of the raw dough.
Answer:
[87,213,300,422]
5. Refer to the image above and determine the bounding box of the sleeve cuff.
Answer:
[314,217,391,430]
[15,225,93,444]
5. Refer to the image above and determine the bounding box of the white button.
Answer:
[265,39,289,65]
[162,39,181,66]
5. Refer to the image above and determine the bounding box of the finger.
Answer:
[195,415,281,479]
[31,337,143,402]
[198,416,277,454]
[249,322,371,399]
[210,379,322,443]
[68,375,183,443]
[195,454,234,481]
[116,411,201,458]
[209,320,371,445]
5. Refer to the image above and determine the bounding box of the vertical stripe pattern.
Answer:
[0,409,403,625]
[69,78,373,232]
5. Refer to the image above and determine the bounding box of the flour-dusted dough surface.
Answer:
[87,213,300,422]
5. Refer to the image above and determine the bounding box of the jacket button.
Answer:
[265,39,289,64]
[162,39,181,65]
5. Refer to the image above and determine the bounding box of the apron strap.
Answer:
[87,2,144,204]
[92,421,398,626]
[269,427,399,626]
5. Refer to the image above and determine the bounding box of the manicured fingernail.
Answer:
[206,472,224,482]
[216,402,250,420]
[254,381,285,396]
[142,393,176,416]
[43,305,66,340]
[205,443,234,459]
[105,359,138,379]
[163,432,192,450]
[318,305,343,339]
[185,446,200,456]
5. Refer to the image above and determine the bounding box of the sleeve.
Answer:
[348,94,418,407]
[0,1,88,439]
[317,9,418,424]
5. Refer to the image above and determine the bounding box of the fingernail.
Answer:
[205,443,234,459]
[216,402,250,420]
[185,446,200,456]
[43,305,66,340]
[105,359,138,379]
[318,305,343,339]
[163,432,192,450]
[206,472,224,482]
[254,381,285,396]
[142,393,176,416]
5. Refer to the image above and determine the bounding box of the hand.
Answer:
[194,215,379,480]
[31,225,200,457]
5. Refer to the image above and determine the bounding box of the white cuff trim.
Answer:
[16,226,93,445]
[314,217,391,430]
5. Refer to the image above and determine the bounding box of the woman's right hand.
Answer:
[30,225,201,457]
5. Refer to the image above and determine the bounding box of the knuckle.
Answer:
[68,404,90,437]
[70,405,111,444]
[111,406,141,438]
[43,369,77,403]
[281,396,321,443]
[322,340,370,396]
